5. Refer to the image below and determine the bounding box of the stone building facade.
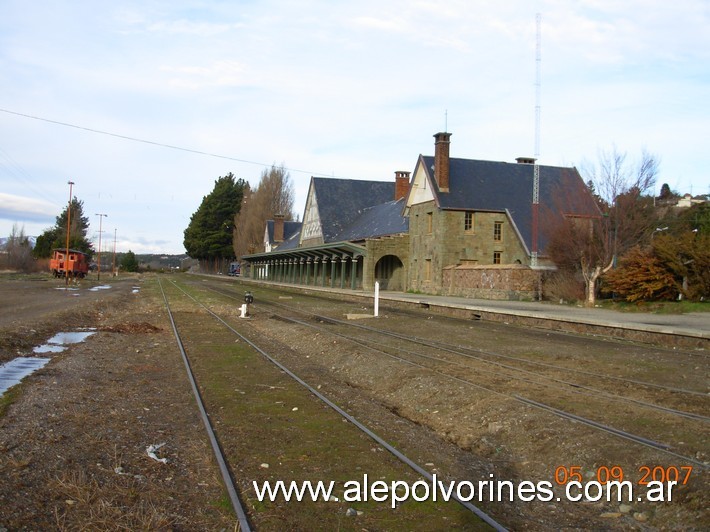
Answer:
[242,131,600,300]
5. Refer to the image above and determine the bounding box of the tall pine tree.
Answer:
[33,197,94,258]
[184,173,247,266]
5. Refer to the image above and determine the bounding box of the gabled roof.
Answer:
[418,155,600,252]
[335,198,409,242]
[310,177,395,242]
[273,228,301,251]
[265,220,302,245]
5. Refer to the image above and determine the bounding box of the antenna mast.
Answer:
[531,13,541,268]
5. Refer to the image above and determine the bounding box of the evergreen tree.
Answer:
[658,183,677,201]
[33,197,94,258]
[121,250,139,272]
[183,173,247,262]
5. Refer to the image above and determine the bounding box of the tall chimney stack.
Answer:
[273,214,285,242]
[434,132,451,192]
[394,171,410,201]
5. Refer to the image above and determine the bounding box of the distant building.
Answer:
[242,132,599,300]
[264,215,302,252]
[676,193,707,208]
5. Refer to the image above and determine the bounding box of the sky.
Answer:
[1,0,708,255]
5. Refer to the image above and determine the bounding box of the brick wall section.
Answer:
[442,264,540,300]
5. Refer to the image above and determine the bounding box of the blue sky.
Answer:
[1,0,708,254]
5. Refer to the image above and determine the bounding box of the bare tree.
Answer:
[548,147,660,305]
[233,165,295,260]
[4,224,34,272]
[582,146,658,208]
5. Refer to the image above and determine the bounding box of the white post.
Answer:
[374,281,380,317]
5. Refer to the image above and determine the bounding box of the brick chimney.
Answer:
[434,132,451,192]
[273,214,285,242]
[394,171,410,201]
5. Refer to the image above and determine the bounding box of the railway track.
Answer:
[258,299,709,420]
[157,278,507,531]
[190,279,709,472]
[158,280,252,531]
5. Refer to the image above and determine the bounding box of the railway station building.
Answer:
[241,132,599,300]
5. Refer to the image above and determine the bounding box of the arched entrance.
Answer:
[374,255,404,291]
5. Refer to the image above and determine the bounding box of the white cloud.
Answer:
[145,19,238,36]
[0,193,60,223]
[0,0,707,253]
[160,60,250,90]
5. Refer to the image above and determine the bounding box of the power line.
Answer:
[0,107,340,178]
[0,146,60,206]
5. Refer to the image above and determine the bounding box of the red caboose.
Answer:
[50,249,89,278]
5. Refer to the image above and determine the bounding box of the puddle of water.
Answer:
[32,330,96,354]
[0,357,50,396]
[33,344,66,354]
[89,285,112,292]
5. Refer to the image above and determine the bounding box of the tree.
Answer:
[604,245,677,301]
[121,250,139,272]
[233,164,295,260]
[603,200,710,302]
[658,183,678,202]
[183,173,247,269]
[652,230,710,301]
[4,224,34,271]
[605,230,710,302]
[33,197,94,258]
[548,147,659,305]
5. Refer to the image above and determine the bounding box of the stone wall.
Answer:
[408,202,531,295]
[442,264,541,300]
[363,234,409,291]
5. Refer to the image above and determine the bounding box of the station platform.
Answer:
[231,276,710,349]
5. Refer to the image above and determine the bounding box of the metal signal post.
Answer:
[531,13,542,268]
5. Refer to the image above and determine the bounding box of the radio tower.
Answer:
[531,13,542,268]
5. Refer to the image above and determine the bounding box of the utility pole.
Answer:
[65,181,74,287]
[95,213,107,281]
[112,228,117,277]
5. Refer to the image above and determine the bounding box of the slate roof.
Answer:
[335,198,409,242]
[265,220,302,245]
[272,228,301,251]
[421,155,600,252]
[311,178,395,242]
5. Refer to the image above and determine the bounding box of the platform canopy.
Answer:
[242,240,366,263]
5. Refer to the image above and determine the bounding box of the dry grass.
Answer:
[542,269,585,302]
[52,469,179,531]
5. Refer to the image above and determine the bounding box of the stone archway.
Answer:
[374,255,404,291]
